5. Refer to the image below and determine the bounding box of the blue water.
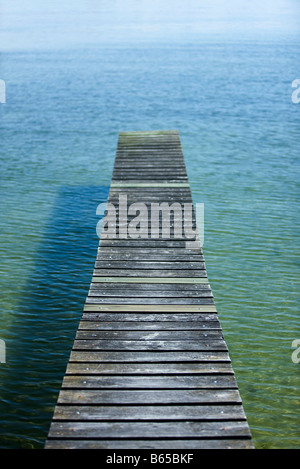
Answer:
[0,0,300,449]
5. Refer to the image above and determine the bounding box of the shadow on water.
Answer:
[0,185,109,449]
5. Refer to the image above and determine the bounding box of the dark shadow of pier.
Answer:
[0,185,109,448]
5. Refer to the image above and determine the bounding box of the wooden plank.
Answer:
[99,240,198,247]
[82,305,218,313]
[91,277,209,284]
[89,283,212,291]
[57,389,242,405]
[78,320,220,330]
[65,362,233,374]
[111,173,188,178]
[88,288,213,298]
[83,304,218,312]
[110,183,190,187]
[80,313,219,321]
[97,245,199,251]
[72,340,227,351]
[75,330,223,341]
[69,350,231,362]
[45,439,253,449]
[92,270,208,277]
[111,166,188,170]
[88,289,213,298]
[47,421,251,439]
[94,261,206,269]
[96,252,205,261]
[52,404,245,420]
[61,375,237,389]
[85,298,215,305]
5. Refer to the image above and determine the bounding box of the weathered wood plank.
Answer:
[99,239,198,247]
[61,375,237,389]
[89,284,212,293]
[75,330,223,341]
[69,350,231,362]
[78,320,220,330]
[80,313,219,322]
[111,176,188,181]
[83,304,217,312]
[52,404,245,421]
[88,288,213,298]
[65,362,232,374]
[45,439,253,449]
[72,339,227,351]
[96,252,205,261]
[97,244,200,250]
[47,421,251,439]
[91,277,209,284]
[57,389,242,405]
[92,270,208,277]
[85,297,215,305]
[112,166,187,170]
[110,183,190,187]
[94,261,206,269]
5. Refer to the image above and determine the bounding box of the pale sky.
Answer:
[0,0,299,50]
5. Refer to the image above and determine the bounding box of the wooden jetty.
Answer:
[45,130,253,449]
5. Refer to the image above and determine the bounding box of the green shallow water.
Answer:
[0,0,300,449]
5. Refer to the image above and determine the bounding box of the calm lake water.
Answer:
[0,0,299,449]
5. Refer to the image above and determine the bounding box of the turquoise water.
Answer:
[0,0,300,449]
